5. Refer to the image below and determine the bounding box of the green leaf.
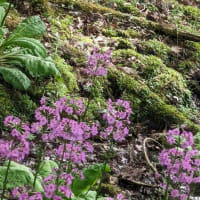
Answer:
[5,16,46,42]
[71,164,110,197]
[72,191,107,200]
[0,7,5,26]
[0,161,43,192]
[38,160,58,178]
[0,67,31,90]
[2,37,47,58]
[0,0,9,7]
[9,54,61,78]
[0,2,9,7]
[0,27,7,39]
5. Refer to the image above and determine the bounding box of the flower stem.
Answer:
[55,142,66,193]
[33,144,43,190]
[96,137,113,200]
[1,159,11,200]
[0,2,11,27]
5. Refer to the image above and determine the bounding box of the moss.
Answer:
[55,0,123,16]
[51,15,73,40]
[147,67,192,106]
[53,54,78,93]
[0,85,36,128]
[142,55,166,79]
[139,39,171,62]
[103,28,141,38]
[0,84,15,125]
[101,183,121,196]
[114,37,135,49]
[103,28,118,37]
[182,5,200,21]
[86,97,107,121]
[44,80,69,98]
[185,41,200,61]
[108,69,200,133]
[112,49,145,69]
[108,0,141,16]
[113,49,191,106]
[177,60,197,74]
[13,93,37,120]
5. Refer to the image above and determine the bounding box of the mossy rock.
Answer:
[103,28,141,38]
[182,5,200,22]
[139,39,171,63]
[53,54,78,93]
[141,55,166,79]
[55,0,123,17]
[105,0,141,16]
[147,67,192,106]
[112,49,145,69]
[107,69,200,133]
[114,37,135,49]
[185,41,200,62]
[177,60,197,74]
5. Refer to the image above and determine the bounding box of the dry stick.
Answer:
[142,137,163,174]
[119,177,158,188]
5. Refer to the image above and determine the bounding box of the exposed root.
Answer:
[142,137,163,174]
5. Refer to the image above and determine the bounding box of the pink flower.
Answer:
[171,189,179,198]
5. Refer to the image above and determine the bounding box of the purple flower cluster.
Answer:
[30,97,99,199]
[44,172,73,199]
[1,94,132,199]
[12,187,43,200]
[100,99,131,142]
[159,128,200,200]
[0,116,30,162]
[83,47,112,77]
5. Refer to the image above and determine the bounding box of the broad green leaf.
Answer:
[5,16,46,42]
[0,27,7,40]
[0,7,5,26]
[0,2,9,7]
[38,160,58,178]
[10,54,61,78]
[72,191,107,200]
[0,67,31,90]
[71,164,110,197]
[0,161,43,192]
[2,37,47,58]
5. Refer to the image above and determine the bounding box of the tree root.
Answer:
[142,137,163,174]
